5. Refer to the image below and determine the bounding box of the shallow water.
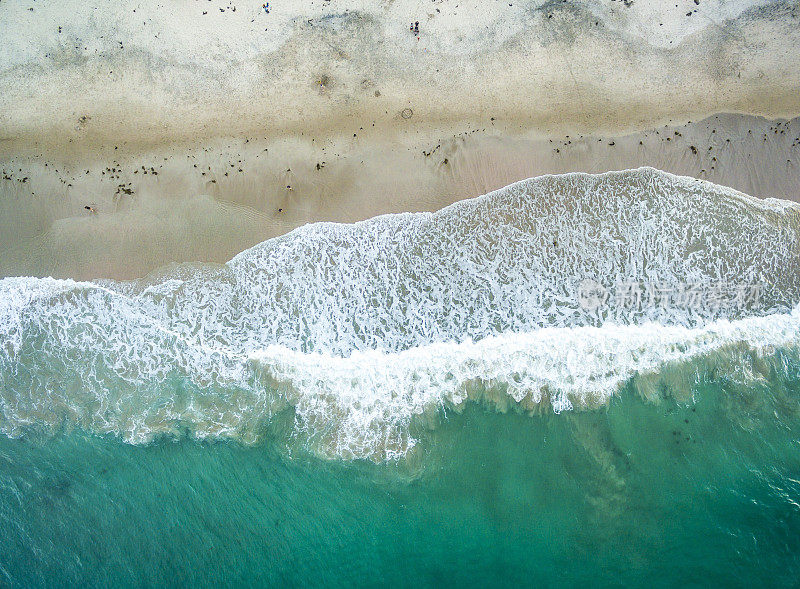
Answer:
[1,168,799,584]
[1,382,800,587]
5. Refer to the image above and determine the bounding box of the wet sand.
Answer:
[1,113,798,280]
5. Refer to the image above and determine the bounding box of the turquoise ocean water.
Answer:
[1,169,799,586]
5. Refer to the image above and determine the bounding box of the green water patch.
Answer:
[1,379,799,587]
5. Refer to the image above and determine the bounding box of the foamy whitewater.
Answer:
[1,168,799,459]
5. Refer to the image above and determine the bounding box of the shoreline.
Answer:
[1,112,799,281]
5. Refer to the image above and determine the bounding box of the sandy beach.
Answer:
[1,0,799,281]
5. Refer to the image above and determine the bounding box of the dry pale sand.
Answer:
[1,113,798,280]
[1,0,799,148]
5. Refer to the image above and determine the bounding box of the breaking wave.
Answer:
[1,168,799,459]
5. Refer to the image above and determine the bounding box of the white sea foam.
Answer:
[250,307,800,459]
[1,168,798,459]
